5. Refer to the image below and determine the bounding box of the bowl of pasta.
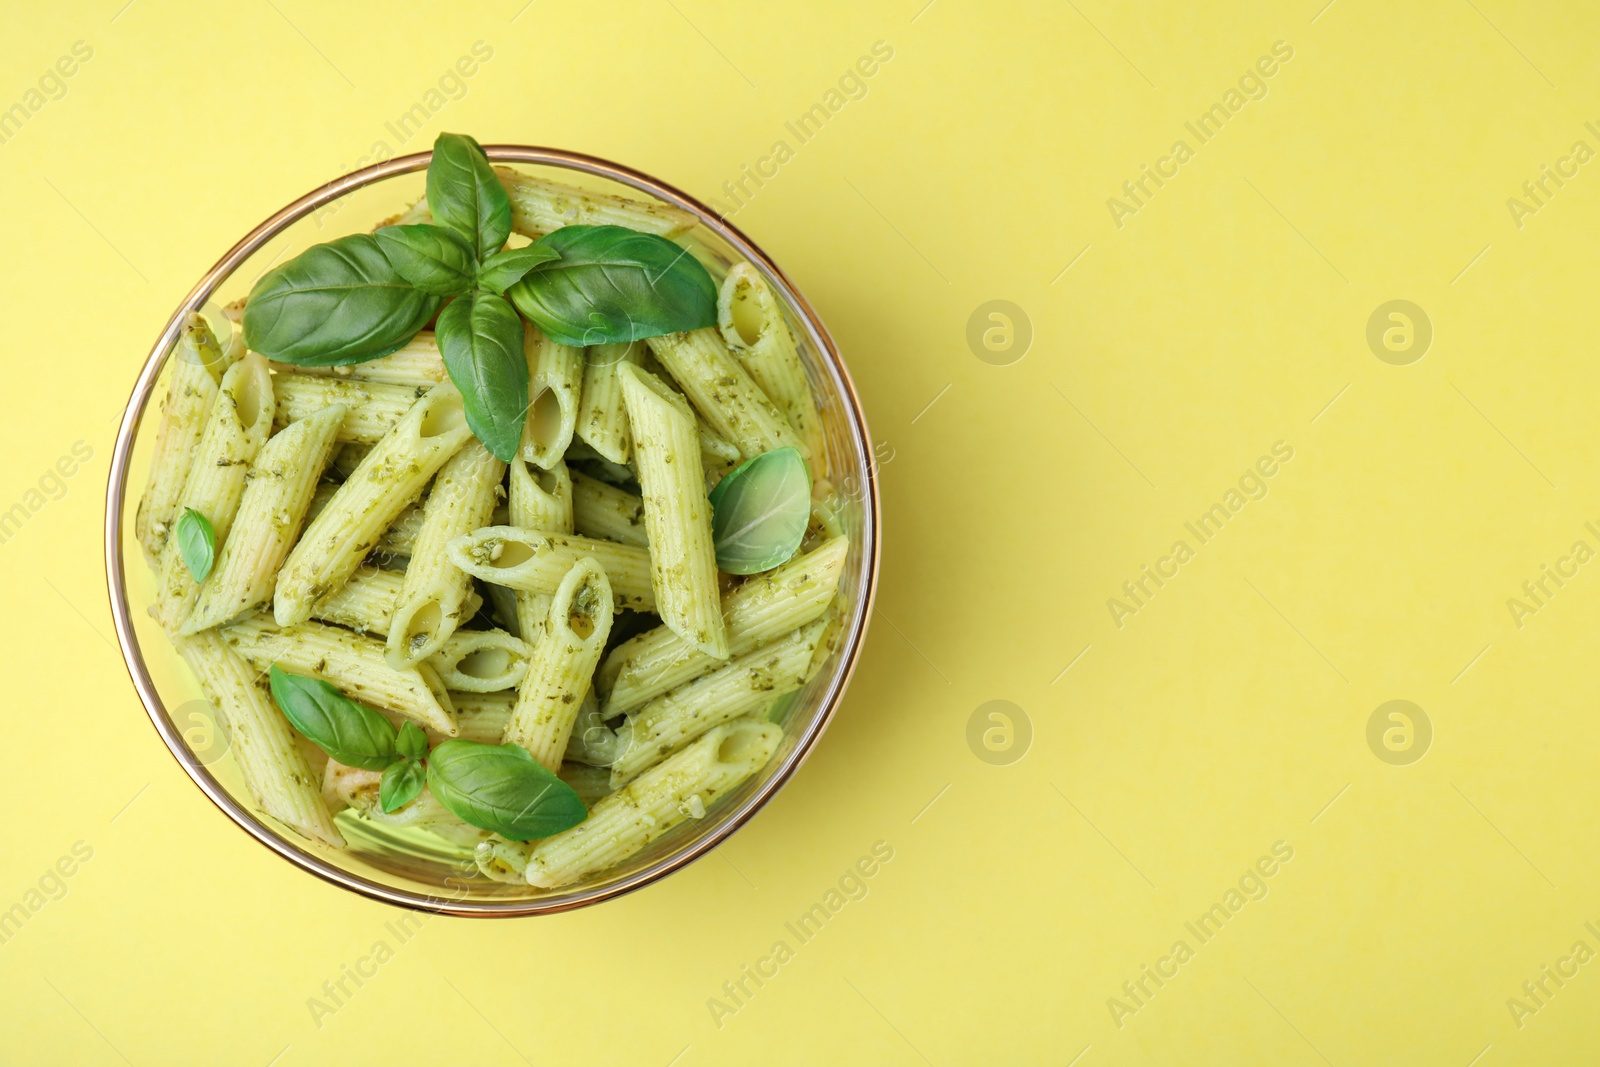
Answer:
[105,139,879,915]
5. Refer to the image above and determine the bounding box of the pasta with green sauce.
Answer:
[139,136,849,890]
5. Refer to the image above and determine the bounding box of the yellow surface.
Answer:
[2,1,1598,1063]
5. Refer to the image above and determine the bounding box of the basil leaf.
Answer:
[426,740,588,841]
[268,665,398,771]
[476,245,561,295]
[436,290,528,462]
[506,225,717,346]
[373,224,477,296]
[243,233,443,367]
[396,721,429,761]
[175,507,215,582]
[708,447,812,574]
[379,757,427,813]
[427,133,511,261]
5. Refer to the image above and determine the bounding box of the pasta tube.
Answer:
[610,617,825,786]
[508,455,574,644]
[494,167,696,238]
[152,353,276,631]
[522,718,781,888]
[575,342,644,464]
[223,613,457,736]
[645,328,803,462]
[269,332,446,388]
[448,691,515,744]
[523,324,584,469]
[620,364,727,658]
[386,441,505,668]
[601,536,847,715]
[176,631,343,847]
[136,315,227,564]
[717,263,827,464]
[182,405,346,633]
[428,629,531,692]
[308,567,403,634]
[571,472,647,547]
[503,558,614,771]
[448,527,654,612]
[273,373,417,445]
[274,383,472,627]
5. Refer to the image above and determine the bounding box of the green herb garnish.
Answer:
[708,447,811,574]
[242,133,716,462]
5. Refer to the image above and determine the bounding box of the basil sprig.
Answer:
[507,225,717,346]
[241,132,718,463]
[175,507,216,582]
[708,447,812,574]
[426,741,588,842]
[267,666,587,832]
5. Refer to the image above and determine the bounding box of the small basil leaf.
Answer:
[506,225,717,346]
[243,233,443,367]
[426,740,588,841]
[708,447,812,574]
[268,665,399,771]
[476,245,561,295]
[436,290,528,462]
[175,507,215,582]
[396,721,429,761]
[427,133,512,261]
[379,757,427,813]
[373,224,477,296]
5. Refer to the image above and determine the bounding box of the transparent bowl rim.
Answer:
[102,145,882,916]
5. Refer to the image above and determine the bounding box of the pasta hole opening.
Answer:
[567,610,595,640]
[528,388,563,450]
[420,398,467,438]
[491,541,535,568]
[533,465,560,495]
[458,648,512,679]
[403,602,443,651]
[729,286,765,347]
[235,373,265,429]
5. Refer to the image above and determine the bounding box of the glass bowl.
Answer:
[104,147,880,915]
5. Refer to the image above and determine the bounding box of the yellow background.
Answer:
[3,0,1598,1063]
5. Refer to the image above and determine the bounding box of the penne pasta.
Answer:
[223,613,458,736]
[609,617,825,786]
[522,718,781,888]
[575,342,644,464]
[717,263,827,465]
[448,690,515,744]
[601,535,847,715]
[153,353,276,631]
[503,558,614,771]
[274,383,472,627]
[269,332,446,388]
[273,373,419,445]
[428,628,531,692]
[386,440,505,668]
[136,314,228,564]
[449,526,655,612]
[570,471,647,547]
[620,363,728,658]
[522,324,584,469]
[182,404,346,633]
[494,166,696,238]
[645,328,804,462]
[309,566,404,634]
[507,455,573,644]
[176,631,343,847]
